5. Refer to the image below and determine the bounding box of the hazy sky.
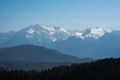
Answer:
[0,0,120,32]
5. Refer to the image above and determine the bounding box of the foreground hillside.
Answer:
[0,58,120,80]
[0,45,92,70]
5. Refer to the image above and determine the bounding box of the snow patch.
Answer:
[59,27,70,34]
[85,27,113,39]
[42,26,55,31]
[74,32,84,39]
[27,29,35,34]
[49,32,55,35]
[52,38,57,42]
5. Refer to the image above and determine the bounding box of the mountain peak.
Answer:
[20,24,71,42]
[83,27,113,39]
[73,32,84,39]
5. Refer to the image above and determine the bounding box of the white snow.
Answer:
[26,34,32,39]
[42,26,56,35]
[49,31,55,35]
[74,32,84,39]
[52,38,57,42]
[42,26,55,31]
[102,27,113,33]
[85,27,113,39]
[27,29,35,34]
[26,28,35,39]
[25,25,113,40]
[58,27,70,34]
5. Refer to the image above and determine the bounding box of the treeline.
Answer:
[0,58,120,80]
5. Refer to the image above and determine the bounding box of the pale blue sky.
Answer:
[0,0,120,32]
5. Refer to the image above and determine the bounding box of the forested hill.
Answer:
[0,45,93,70]
[0,58,120,80]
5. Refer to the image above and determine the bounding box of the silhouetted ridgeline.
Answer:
[0,58,120,80]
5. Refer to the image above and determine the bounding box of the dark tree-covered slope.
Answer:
[0,45,92,70]
[0,58,120,80]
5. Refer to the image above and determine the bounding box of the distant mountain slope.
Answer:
[0,45,92,70]
[55,31,120,58]
[0,24,120,58]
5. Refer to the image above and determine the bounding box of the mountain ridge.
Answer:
[0,24,115,41]
[0,24,120,58]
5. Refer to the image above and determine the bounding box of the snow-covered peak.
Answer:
[58,27,71,34]
[21,24,71,42]
[101,27,113,33]
[73,32,84,39]
[84,27,113,39]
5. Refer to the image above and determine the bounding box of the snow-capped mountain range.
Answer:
[24,25,114,40]
[1,24,113,40]
[0,24,120,58]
